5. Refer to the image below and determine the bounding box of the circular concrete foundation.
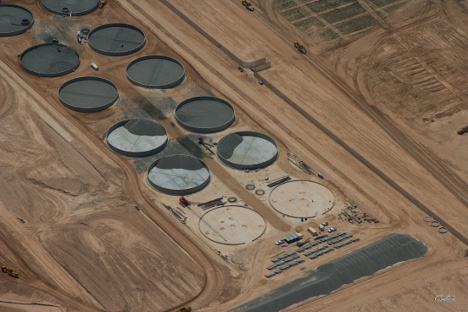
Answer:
[88,23,145,56]
[59,76,118,112]
[199,205,266,245]
[126,55,185,88]
[0,4,34,37]
[106,119,168,157]
[217,131,278,169]
[175,96,235,133]
[20,43,80,77]
[42,0,99,16]
[269,180,335,218]
[147,155,210,195]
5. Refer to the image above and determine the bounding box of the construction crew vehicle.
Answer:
[294,41,307,54]
[99,0,107,9]
[458,126,468,135]
[177,307,192,312]
[241,0,255,11]
[1,266,19,279]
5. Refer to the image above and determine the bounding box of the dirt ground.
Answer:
[0,0,467,311]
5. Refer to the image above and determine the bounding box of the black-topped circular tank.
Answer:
[42,0,99,16]
[217,131,278,169]
[0,4,34,36]
[59,77,119,112]
[147,155,210,195]
[106,119,168,157]
[88,23,146,56]
[20,43,80,77]
[126,55,185,88]
[175,96,235,133]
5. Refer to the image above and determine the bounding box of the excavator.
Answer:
[294,41,307,54]
[241,0,255,11]
[2,266,19,279]
[99,0,107,9]
[458,126,468,135]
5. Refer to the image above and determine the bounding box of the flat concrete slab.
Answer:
[126,55,185,88]
[217,131,278,169]
[88,23,145,56]
[147,155,210,195]
[106,119,168,157]
[42,0,99,16]
[269,180,335,218]
[175,96,235,133]
[199,206,266,244]
[20,43,80,77]
[59,76,119,112]
[0,4,34,36]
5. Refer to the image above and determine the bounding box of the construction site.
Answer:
[0,1,467,311]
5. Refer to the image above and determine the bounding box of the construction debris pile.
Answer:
[339,202,378,224]
[288,154,314,175]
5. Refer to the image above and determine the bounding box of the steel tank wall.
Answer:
[126,55,185,89]
[88,23,146,56]
[147,155,210,195]
[0,4,34,37]
[20,43,80,77]
[42,0,100,16]
[217,131,278,170]
[175,96,235,133]
[58,76,119,113]
[105,120,168,157]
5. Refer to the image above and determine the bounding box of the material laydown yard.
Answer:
[0,1,467,312]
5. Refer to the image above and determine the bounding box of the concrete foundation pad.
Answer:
[269,180,335,218]
[199,205,266,245]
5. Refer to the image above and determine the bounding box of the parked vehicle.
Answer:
[328,227,337,233]
[276,240,285,245]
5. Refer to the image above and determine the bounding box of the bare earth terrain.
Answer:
[0,0,467,312]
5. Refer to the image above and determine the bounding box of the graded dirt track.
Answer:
[1,1,467,312]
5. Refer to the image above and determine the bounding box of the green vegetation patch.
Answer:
[306,0,356,13]
[335,14,375,34]
[293,17,324,31]
[281,6,310,21]
[319,2,366,24]
[320,28,340,40]
[276,0,299,11]
[369,0,398,8]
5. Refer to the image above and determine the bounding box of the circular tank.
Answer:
[0,4,34,37]
[88,23,145,56]
[175,96,235,133]
[269,180,335,218]
[147,155,210,195]
[59,76,119,112]
[126,55,185,88]
[20,43,80,77]
[106,119,168,157]
[199,205,266,245]
[42,0,99,16]
[217,131,278,169]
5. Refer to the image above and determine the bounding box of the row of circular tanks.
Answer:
[1,2,280,195]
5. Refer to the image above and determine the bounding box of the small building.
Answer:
[308,227,318,236]
[284,232,303,244]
